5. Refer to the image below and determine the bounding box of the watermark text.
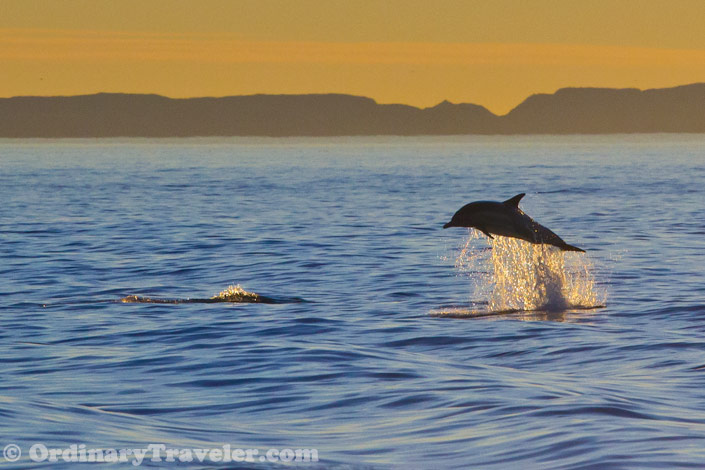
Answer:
[3,443,318,466]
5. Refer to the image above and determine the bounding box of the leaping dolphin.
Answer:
[443,193,585,252]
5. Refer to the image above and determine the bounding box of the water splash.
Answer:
[120,284,275,304]
[453,229,604,314]
[210,284,263,302]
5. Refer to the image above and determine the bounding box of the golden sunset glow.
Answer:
[3,0,705,114]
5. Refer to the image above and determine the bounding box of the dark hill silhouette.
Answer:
[1,83,704,137]
[502,83,705,133]
[0,93,498,137]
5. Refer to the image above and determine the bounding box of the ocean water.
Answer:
[1,136,704,469]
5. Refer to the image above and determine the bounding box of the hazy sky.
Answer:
[3,0,705,114]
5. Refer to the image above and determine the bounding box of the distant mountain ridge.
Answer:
[503,83,705,133]
[1,83,704,137]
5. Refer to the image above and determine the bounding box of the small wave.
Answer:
[430,304,606,321]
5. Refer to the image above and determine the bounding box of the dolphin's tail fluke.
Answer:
[560,243,586,253]
[531,222,586,253]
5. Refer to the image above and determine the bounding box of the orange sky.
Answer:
[3,0,705,114]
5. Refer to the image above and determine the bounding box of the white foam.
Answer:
[455,229,603,313]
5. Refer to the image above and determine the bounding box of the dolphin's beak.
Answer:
[443,222,452,229]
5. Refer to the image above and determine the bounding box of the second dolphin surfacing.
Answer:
[443,193,585,252]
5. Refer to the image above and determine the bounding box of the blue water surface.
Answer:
[1,136,705,469]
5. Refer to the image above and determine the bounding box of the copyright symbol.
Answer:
[3,444,21,462]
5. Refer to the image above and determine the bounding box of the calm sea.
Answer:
[1,136,704,469]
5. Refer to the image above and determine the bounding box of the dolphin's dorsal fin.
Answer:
[503,193,525,207]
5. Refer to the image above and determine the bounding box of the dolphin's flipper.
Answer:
[478,227,494,239]
[503,193,526,208]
